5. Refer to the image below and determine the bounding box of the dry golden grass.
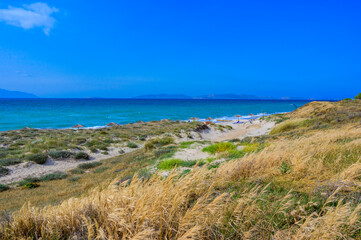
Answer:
[217,123,361,192]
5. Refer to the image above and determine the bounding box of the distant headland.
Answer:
[0,89,38,98]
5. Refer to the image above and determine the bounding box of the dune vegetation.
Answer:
[0,100,361,239]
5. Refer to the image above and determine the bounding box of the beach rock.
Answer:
[136,121,144,124]
[72,124,85,128]
[21,127,32,130]
[107,122,119,127]
[193,124,210,132]
[161,119,171,123]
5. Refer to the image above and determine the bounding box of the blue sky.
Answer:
[0,0,360,99]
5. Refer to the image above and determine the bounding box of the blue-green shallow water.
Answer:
[0,99,312,131]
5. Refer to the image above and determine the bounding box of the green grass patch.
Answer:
[202,142,236,154]
[69,168,85,174]
[157,158,183,170]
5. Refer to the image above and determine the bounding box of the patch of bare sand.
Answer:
[200,119,274,142]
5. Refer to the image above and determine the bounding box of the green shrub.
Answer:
[127,142,138,148]
[78,161,102,170]
[355,93,361,100]
[343,98,352,101]
[49,151,73,160]
[26,153,48,164]
[158,158,183,170]
[23,182,40,189]
[18,177,40,186]
[0,158,22,166]
[74,152,89,160]
[202,142,236,154]
[69,168,85,174]
[39,171,68,181]
[0,166,10,177]
[0,184,10,192]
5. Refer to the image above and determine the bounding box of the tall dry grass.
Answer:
[216,123,361,192]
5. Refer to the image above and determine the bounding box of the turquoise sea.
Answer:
[0,99,312,131]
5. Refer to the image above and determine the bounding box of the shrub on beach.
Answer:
[0,167,9,177]
[74,152,89,160]
[49,151,73,160]
[0,184,9,192]
[39,171,68,181]
[26,153,48,164]
[78,162,102,170]
[0,158,22,166]
[127,142,138,148]
[202,142,236,154]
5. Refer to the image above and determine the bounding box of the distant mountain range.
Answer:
[0,89,38,98]
[135,93,274,100]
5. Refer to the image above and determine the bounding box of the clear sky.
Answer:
[0,0,360,99]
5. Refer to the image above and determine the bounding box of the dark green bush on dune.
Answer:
[74,152,90,160]
[0,166,9,177]
[49,150,73,160]
[78,162,102,170]
[0,184,9,192]
[0,158,22,166]
[26,153,48,164]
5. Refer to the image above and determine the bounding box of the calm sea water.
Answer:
[0,99,311,131]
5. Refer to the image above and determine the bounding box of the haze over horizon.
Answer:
[0,1,360,99]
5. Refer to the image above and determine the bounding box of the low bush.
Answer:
[26,153,48,164]
[0,184,9,192]
[78,162,102,170]
[202,142,236,154]
[49,151,73,160]
[74,152,89,160]
[18,177,40,186]
[69,168,85,174]
[0,158,22,166]
[23,182,40,189]
[0,166,10,177]
[67,176,81,182]
[127,142,138,148]
[39,171,68,181]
